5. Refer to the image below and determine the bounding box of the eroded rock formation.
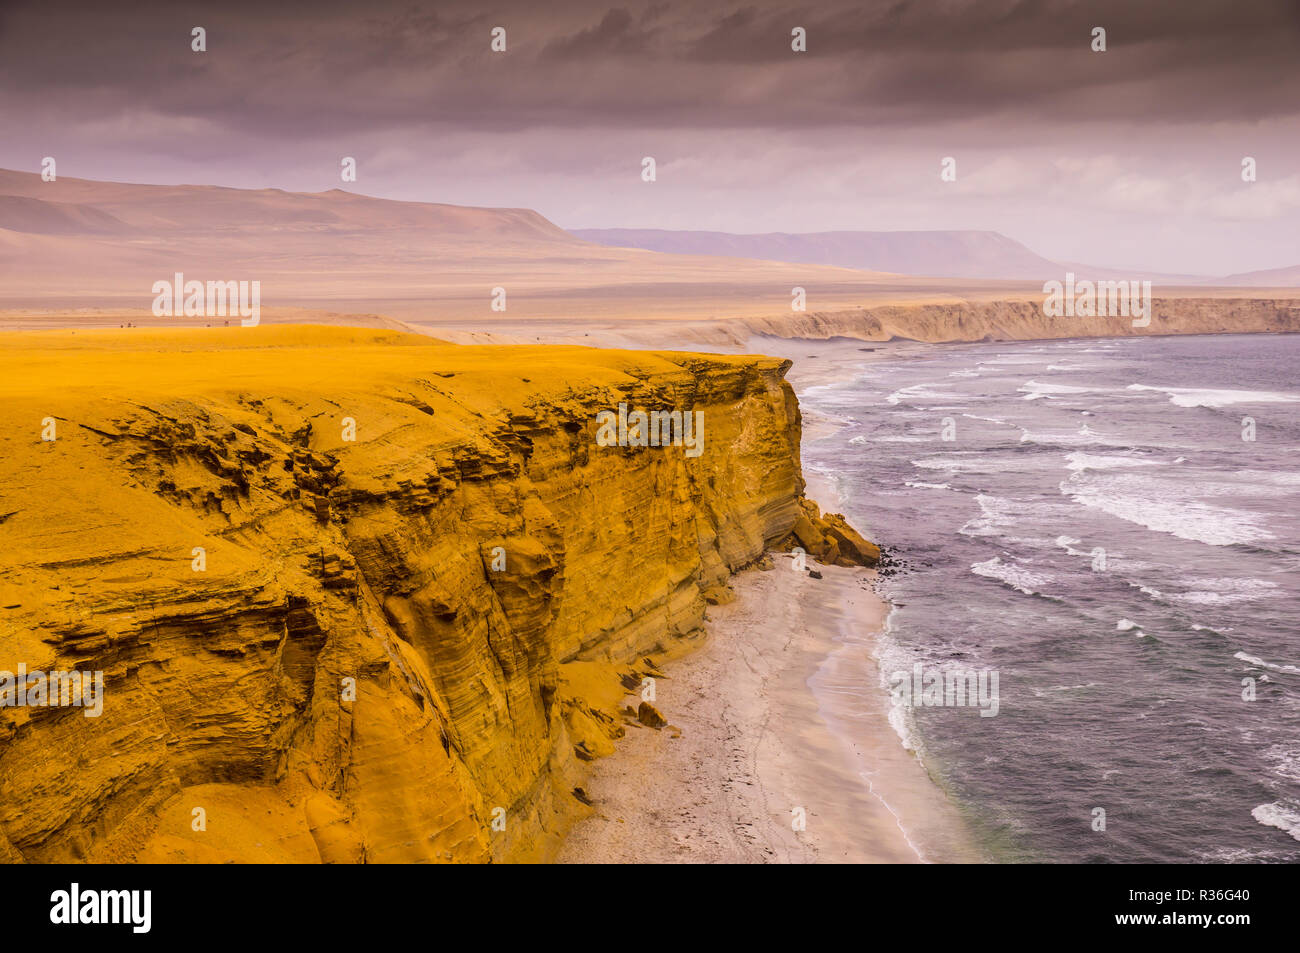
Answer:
[0,326,872,863]
[741,296,1300,343]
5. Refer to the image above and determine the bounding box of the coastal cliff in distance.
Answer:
[0,326,874,863]
[407,295,1300,354]
[737,296,1300,344]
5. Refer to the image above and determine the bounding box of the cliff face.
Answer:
[741,296,1300,343]
[410,295,1300,353]
[0,326,866,863]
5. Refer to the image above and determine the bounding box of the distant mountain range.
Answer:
[572,228,1063,280]
[0,169,919,319]
[1,169,1294,323]
[0,168,573,241]
[1220,263,1300,286]
[572,227,1297,286]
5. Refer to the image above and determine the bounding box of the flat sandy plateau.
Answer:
[557,558,982,863]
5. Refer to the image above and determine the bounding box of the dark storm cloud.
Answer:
[684,0,1300,60]
[539,8,660,60]
[2,0,1298,140]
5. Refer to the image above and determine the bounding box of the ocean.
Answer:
[800,333,1300,863]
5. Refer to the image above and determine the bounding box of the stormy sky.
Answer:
[2,0,1298,274]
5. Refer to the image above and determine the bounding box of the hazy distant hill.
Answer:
[0,194,132,235]
[571,227,1240,285]
[1219,263,1300,287]
[571,228,1066,280]
[0,169,939,319]
[0,169,573,241]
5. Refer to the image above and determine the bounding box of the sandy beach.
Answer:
[557,342,982,864]
[557,552,982,863]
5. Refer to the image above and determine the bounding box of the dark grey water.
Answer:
[801,334,1300,863]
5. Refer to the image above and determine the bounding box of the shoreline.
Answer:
[792,346,985,862]
[555,556,982,864]
[556,559,930,862]
[558,344,981,863]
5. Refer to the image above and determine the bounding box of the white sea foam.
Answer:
[1235,652,1300,675]
[1127,383,1300,408]
[904,481,952,490]
[1062,472,1274,546]
[1030,683,1099,697]
[872,622,923,755]
[1230,469,1300,488]
[970,556,1055,597]
[1054,535,1120,566]
[1200,846,1284,862]
[958,494,1072,544]
[1076,469,1292,502]
[887,383,954,405]
[1263,744,1300,783]
[1115,618,1148,638]
[961,494,1024,537]
[978,355,1050,366]
[1019,380,1103,401]
[961,412,1010,425]
[1063,451,1162,471]
[1019,424,1110,446]
[1252,801,1300,842]
[912,453,1006,473]
[1168,578,1279,606]
[1053,535,1088,556]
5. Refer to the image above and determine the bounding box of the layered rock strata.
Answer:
[0,326,872,863]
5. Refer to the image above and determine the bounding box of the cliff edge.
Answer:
[0,326,872,863]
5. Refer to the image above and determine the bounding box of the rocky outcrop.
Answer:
[785,499,882,567]
[414,294,1300,353]
[0,326,871,863]
[740,296,1300,343]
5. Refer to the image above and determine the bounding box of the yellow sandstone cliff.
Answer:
[0,325,872,863]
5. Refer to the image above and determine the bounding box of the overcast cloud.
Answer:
[1,0,1297,273]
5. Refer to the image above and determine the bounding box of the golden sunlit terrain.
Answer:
[0,325,874,862]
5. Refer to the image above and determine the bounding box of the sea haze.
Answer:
[802,334,1300,862]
